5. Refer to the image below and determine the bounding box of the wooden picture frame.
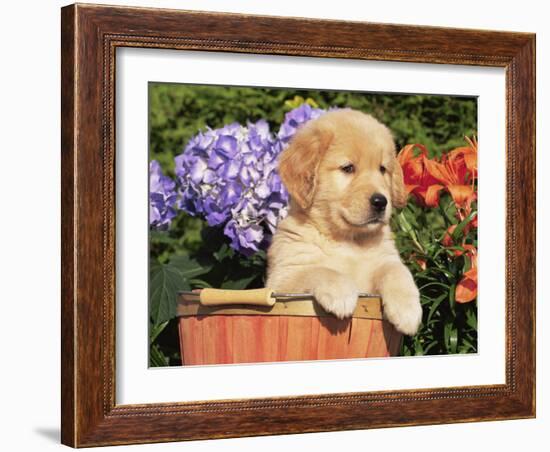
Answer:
[61,3,535,447]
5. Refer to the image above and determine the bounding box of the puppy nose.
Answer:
[370,193,388,212]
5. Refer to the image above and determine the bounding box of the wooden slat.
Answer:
[179,314,401,365]
[366,319,390,357]
[348,318,375,358]
[385,321,403,356]
[177,295,384,320]
[285,317,313,361]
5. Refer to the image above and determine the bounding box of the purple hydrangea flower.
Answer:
[277,103,325,144]
[173,104,328,255]
[149,160,177,230]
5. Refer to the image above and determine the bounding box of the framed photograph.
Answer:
[61,3,535,447]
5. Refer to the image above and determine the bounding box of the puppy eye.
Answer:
[340,163,355,174]
[380,165,387,174]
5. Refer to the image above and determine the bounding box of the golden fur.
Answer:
[266,109,422,335]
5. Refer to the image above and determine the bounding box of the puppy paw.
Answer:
[312,277,359,319]
[382,289,422,336]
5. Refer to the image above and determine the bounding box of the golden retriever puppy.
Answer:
[266,109,422,336]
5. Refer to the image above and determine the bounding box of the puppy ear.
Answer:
[390,157,408,208]
[278,122,332,210]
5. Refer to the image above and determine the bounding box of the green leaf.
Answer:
[418,282,451,292]
[448,283,456,313]
[213,243,233,262]
[438,202,457,224]
[460,337,477,353]
[426,293,447,325]
[150,260,190,325]
[169,254,213,279]
[149,230,177,245]
[414,341,424,356]
[150,320,169,344]
[221,274,259,290]
[397,211,414,234]
[465,307,478,330]
[444,323,458,354]
[451,210,477,243]
[423,340,439,354]
[150,344,169,367]
[189,278,212,289]
[450,328,458,353]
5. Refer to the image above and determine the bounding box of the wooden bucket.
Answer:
[177,291,402,365]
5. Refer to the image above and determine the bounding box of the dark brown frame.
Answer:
[61,3,536,447]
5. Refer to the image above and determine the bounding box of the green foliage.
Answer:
[149,83,477,174]
[393,195,478,356]
[150,260,189,326]
[149,83,478,366]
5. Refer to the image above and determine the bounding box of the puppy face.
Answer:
[278,110,406,237]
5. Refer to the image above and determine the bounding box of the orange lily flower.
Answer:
[447,137,478,183]
[455,247,477,303]
[397,138,477,210]
[397,144,446,207]
[409,253,427,271]
[430,137,478,211]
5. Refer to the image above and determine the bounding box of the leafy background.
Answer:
[149,82,478,366]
